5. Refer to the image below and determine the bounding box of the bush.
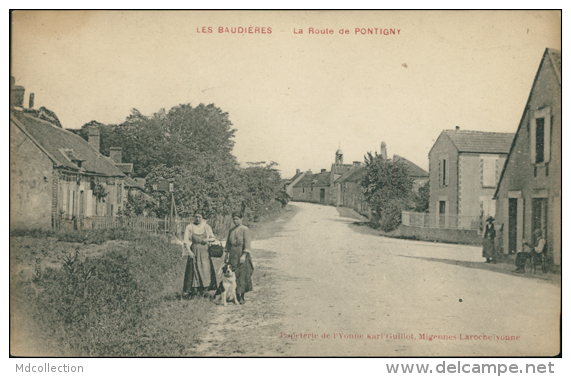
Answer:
[32,249,144,356]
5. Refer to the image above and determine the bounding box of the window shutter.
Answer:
[517,198,524,252]
[495,158,500,186]
[479,157,484,187]
[544,109,551,163]
[438,160,442,186]
[530,116,536,163]
[445,159,449,186]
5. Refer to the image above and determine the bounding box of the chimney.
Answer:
[381,142,387,159]
[353,161,361,166]
[109,147,123,163]
[29,93,34,108]
[88,126,100,152]
[321,168,326,173]
[296,168,300,175]
[10,76,25,109]
[455,126,460,130]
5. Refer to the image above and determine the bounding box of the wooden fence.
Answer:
[52,214,233,238]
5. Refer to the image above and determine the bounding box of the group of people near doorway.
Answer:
[482,216,546,273]
[181,210,254,304]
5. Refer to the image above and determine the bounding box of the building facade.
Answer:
[428,128,514,229]
[494,48,561,265]
[10,83,127,230]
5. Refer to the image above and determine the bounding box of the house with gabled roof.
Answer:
[393,154,429,192]
[494,48,561,265]
[292,169,332,204]
[284,169,307,198]
[428,128,514,229]
[10,81,128,230]
[335,162,370,216]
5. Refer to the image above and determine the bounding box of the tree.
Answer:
[361,152,414,231]
[239,162,282,220]
[413,181,430,213]
[70,103,237,178]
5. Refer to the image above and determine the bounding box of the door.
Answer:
[439,201,446,228]
[320,189,325,204]
[532,198,548,244]
[508,198,518,254]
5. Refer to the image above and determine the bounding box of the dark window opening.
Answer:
[442,159,447,186]
[534,165,537,178]
[536,117,545,164]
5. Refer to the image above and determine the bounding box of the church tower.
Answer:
[335,147,343,165]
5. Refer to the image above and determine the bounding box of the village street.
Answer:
[192,202,560,357]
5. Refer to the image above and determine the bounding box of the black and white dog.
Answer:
[216,264,238,306]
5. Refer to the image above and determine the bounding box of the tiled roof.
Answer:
[444,130,514,154]
[340,165,368,183]
[546,48,561,85]
[115,163,134,175]
[393,155,429,178]
[293,171,331,187]
[286,171,304,184]
[332,164,353,176]
[11,111,125,177]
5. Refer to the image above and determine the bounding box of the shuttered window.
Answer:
[530,107,551,165]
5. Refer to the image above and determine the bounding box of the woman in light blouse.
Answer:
[183,210,217,298]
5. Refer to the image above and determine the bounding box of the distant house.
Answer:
[494,48,561,265]
[292,169,331,204]
[328,148,354,206]
[284,169,307,198]
[335,162,370,216]
[10,82,127,230]
[393,155,429,193]
[428,128,514,229]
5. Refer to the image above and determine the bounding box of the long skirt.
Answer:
[228,247,254,295]
[183,244,217,293]
[482,238,495,259]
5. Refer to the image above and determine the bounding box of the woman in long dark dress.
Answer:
[482,216,496,263]
[224,212,254,305]
[183,210,217,298]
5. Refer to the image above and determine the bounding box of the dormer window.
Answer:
[60,148,84,168]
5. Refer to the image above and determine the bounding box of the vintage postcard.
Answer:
[9,10,561,361]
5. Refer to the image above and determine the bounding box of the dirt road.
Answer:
[193,202,560,356]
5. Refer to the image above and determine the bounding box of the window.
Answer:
[535,117,545,164]
[439,158,449,186]
[481,156,498,188]
[530,107,551,165]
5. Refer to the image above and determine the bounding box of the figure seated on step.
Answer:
[514,229,546,273]
[514,241,532,273]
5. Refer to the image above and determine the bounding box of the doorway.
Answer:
[532,198,548,244]
[439,200,446,228]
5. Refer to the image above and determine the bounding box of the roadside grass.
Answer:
[10,204,294,356]
[10,230,215,356]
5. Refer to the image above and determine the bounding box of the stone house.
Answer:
[393,154,429,193]
[284,169,307,198]
[10,84,127,230]
[292,169,332,204]
[494,48,561,265]
[335,163,370,216]
[428,128,514,229]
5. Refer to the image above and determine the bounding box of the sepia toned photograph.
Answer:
[9,10,561,358]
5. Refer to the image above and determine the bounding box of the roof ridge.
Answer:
[444,129,515,135]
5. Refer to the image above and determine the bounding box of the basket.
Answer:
[208,240,224,258]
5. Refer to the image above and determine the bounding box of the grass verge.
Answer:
[10,204,295,356]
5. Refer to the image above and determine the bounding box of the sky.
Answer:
[10,10,561,178]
